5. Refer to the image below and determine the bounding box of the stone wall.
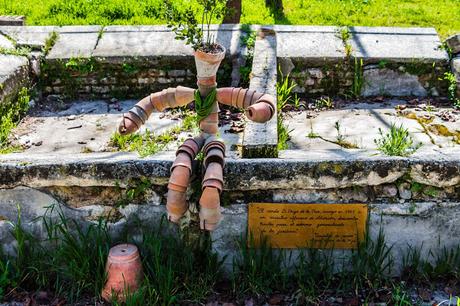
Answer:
[41,56,233,100]
[278,26,450,98]
[1,151,460,272]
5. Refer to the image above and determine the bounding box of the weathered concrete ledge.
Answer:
[1,149,460,192]
[242,27,278,158]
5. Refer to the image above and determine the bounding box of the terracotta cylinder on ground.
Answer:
[102,244,143,302]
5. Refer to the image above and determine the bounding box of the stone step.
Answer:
[0,26,57,49]
[0,54,30,105]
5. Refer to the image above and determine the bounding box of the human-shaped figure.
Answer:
[118,48,275,231]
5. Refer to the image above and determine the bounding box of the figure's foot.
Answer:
[199,186,222,231]
[166,189,188,223]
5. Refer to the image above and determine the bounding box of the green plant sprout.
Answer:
[164,0,227,51]
[374,123,421,156]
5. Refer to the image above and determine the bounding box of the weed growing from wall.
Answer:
[442,72,460,108]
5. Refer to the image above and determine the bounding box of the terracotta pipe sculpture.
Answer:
[118,45,275,231]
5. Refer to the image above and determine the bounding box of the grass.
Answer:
[0,87,30,154]
[374,123,422,156]
[239,24,256,88]
[109,111,199,157]
[276,71,298,151]
[2,206,460,304]
[442,71,460,108]
[0,0,458,38]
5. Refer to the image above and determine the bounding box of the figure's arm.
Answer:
[216,87,275,123]
[118,86,195,135]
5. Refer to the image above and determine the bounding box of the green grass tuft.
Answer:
[374,123,421,156]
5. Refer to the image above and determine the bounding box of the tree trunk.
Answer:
[222,0,241,24]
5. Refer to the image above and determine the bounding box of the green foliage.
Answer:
[239,25,256,87]
[164,0,227,50]
[137,226,224,304]
[442,72,460,108]
[374,123,421,156]
[0,260,11,300]
[277,71,299,110]
[402,245,460,283]
[277,118,291,151]
[294,248,335,302]
[1,0,458,38]
[0,46,31,57]
[390,284,412,306]
[110,111,198,157]
[194,88,216,122]
[43,31,58,55]
[65,57,96,73]
[346,228,394,292]
[232,234,289,296]
[0,87,30,153]
[351,58,363,97]
[315,96,333,109]
[2,206,460,304]
[276,71,298,151]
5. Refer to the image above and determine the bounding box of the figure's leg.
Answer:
[199,138,226,231]
[167,136,205,223]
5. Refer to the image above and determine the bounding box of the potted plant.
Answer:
[164,0,228,94]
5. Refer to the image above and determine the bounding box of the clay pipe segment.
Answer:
[200,161,224,231]
[245,102,274,123]
[202,162,224,194]
[166,189,188,223]
[176,138,200,158]
[216,87,276,111]
[203,140,226,156]
[199,112,219,135]
[167,153,192,223]
[117,86,195,135]
[204,147,225,169]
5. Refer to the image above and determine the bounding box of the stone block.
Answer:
[445,33,460,55]
[0,54,30,104]
[242,28,278,158]
[349,26,448,63]
[361,67,427,96]
[93,25,241,59]
[0,33,14,49]
[276,25,345,66]
[452,56,460,97]
[0,16,25,26]
[0,26,57,49]
[46,26,102,60]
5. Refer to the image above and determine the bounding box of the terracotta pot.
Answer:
[102,244,143,302]
[246,102,274,123]
[194,45,226,85]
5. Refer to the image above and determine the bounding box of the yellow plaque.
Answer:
[248,203,368,249]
